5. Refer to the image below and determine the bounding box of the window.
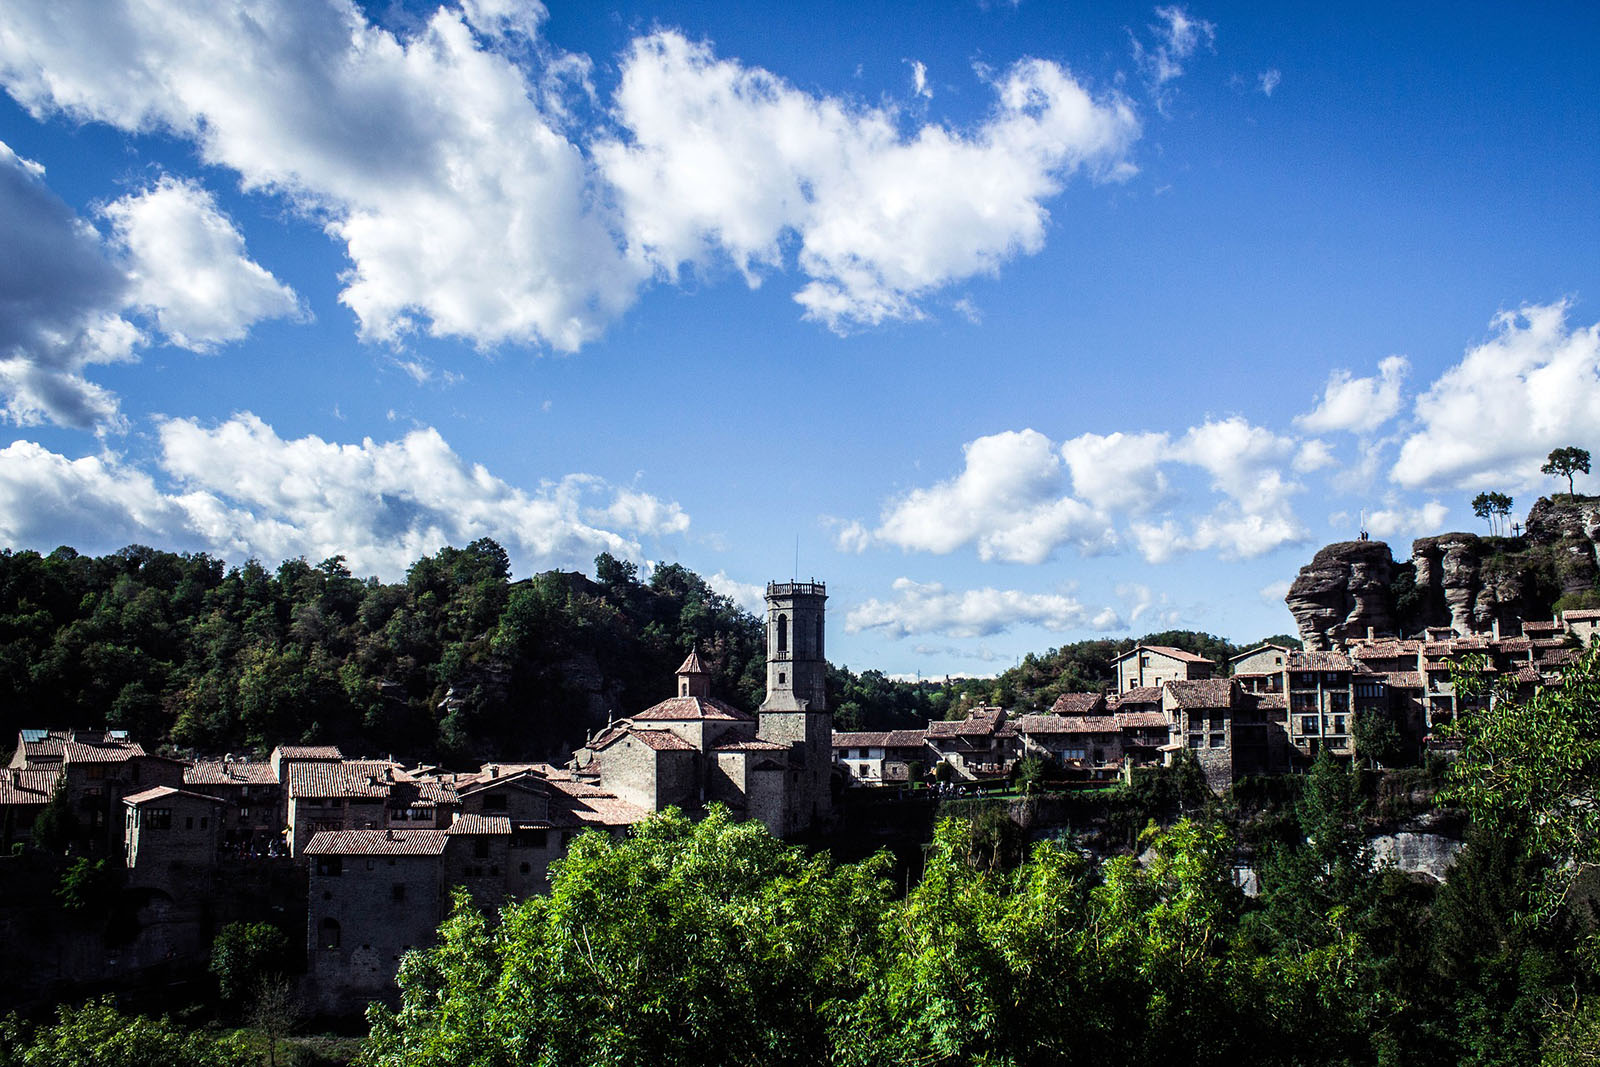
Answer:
[482,794,508,811]
[1300,716,1318,735]
[315,856,343,877]
[146,807,172,830]
[320,918,341,949]
[200,816,208,829]
[1210,733,1225,748]
[777,613,788,653]
[185,816,194,830]
[519,862,531,874]
[391,883,406,903]
[473,839,490,859]
[86,764,106,780]
[1331,715,1347,735]
[239,806,250,820]
[513,828,548,849]
[1187,736,1203,749]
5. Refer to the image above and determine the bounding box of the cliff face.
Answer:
[1285,540,1398,650]
[1286,495,1600,648]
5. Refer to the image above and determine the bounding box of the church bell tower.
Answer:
[759,581,827,712]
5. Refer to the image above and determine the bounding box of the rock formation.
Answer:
[1286,495,1600,649]
[1285,540,1398,650]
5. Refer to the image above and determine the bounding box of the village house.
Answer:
[1113,645,1216,693]
[925,708,1015,779]
[1565,607,1600,646]
[182,757,282,853]
[831,729,929,785]
[121,785,225,888]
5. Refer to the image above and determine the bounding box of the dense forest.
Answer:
[0,543,1298,763]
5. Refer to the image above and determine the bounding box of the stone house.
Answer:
[183,758,283,853]
[0,767,60,849]
[1011,713,1124,780]
[925,709,1015,779]
[122,785,224,887]
[1564,607,1600,646]
[1113,645,1215,694]
[1230,645,1293,692]
[1161,680,1294,790]
[830,729,931,786]
[304,828,451,1015]
[286,760,400,857]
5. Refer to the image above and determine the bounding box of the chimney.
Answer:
[1367,627,1375,640]
[1492,618,1501,639]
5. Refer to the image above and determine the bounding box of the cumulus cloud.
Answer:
[100,176,303,350]
[1362,499,1450,539]
[0,414,691,579]
[0,0,641,352]
[0,2,1141,349]
[846,577,1101,638]
[873,429,1116,563]
[1297,354,1408,435]
[1391,303,1600,490]
[0,141,137,429]
[596,31,1139,331]
[704,570,766,615]
[864,415,1308,566]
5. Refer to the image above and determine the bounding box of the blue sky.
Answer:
[1,0,1597,678]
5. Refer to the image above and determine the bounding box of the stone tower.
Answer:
[757,580,831,830]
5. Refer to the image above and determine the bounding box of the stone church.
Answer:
[571,580,833,836]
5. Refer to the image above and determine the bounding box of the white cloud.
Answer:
[704,570,766,615]
[0,0,642,352]
[873,429,1116,563]
[0,3,1143,348]
[0,414,691,580]
[1258,69,1281,97]
[846,577,1100,638]
[1392,303,1600,491]
[0,141,138,429]
[831,519,872,554]
[1364,499,1450,539]
[1061,430,1169,512]
[1296,354,1408,435]
[867,415,1308,566]
[1132,5,1215,109]
[1294,439,1335,472]
[101,176,303,350]
[909,59,931,99]
[597,31,1139,332]
[1257,579,1291,605]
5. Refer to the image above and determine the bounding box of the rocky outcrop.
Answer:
[1285,540,1398,650]
[1288,495,1600,648]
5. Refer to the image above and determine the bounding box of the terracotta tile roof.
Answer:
[1117,710,1172,728]
[0,768,58,805]
[448,813,511,835]
[1247,693,1288,711]
[1118,644,1215,665]
[185,761,278,786]
[1385,672,1425,688]
[883,729,929,748]
[832,732,891,747]
[1111,687,1162,707]
[1533,636,1574,649]
[715,739,790,752]
[1541,648,1580,666]
[288,760,398,799]
[304,829,450,856]
[14,734,67,765]
[1013,714,1118,735]
[62,740,146,763]
[273,745,343,761]
[633,696,752,723]
[1491,638,1534,653]
[544,778,648,828]
[927,708,1005,737]
[593,727,697,753]
[1522,621,1561,633]
[124,785,224,806]
[1049,692,1108,715]
[1286,651,1355,671]
[1164,679,1237,710]
[1511,665,1542,684]
[675,647,709,674]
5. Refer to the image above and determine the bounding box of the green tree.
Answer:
[365,807,893,1067]
[1472,492,1514,536]
[1541,446,1591,495]
[0,998,250,1067]
[210,920,292,1005]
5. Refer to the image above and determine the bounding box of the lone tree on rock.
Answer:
[1541,446,1590,495]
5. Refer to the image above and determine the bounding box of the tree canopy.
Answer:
[1542,446,1592,495]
